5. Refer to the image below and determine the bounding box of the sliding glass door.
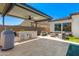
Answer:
[54,22,71,32]
[63,22,71,32]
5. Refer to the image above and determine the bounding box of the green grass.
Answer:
[65,36,79,43]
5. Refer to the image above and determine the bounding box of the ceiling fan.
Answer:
[25,15,35,22]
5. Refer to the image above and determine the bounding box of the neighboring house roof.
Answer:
[70,12,79,16]
[50,12,79,22]
[52,16,71,22]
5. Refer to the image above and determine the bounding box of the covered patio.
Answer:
[0,3,52,27]
[0,3,53,42]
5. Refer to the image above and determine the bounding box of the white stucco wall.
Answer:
[50,19,72,32]
[72,15,79,38]
[49,22,54,32]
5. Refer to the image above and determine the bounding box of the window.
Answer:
[63,22,71,32]
[54,22,71,32]
[54,23,61,31]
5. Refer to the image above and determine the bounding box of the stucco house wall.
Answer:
[72,15,79,38]
[50,14,79,38]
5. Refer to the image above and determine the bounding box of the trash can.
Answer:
[1,30,15,51]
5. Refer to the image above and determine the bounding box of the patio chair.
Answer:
[50,32,56,37]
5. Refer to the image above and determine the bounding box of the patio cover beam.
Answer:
[2,3,14,16]
[35,19,50,22]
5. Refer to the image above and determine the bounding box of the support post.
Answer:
[2,16,5,26]
[35,22,38,30]
[61,23,63,39]
[2,16,6,30]
[2,16,5,30]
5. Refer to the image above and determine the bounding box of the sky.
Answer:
[28,3,79,19]
[0,3,79,25]
[0,15,24,25]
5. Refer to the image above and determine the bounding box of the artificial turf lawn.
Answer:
[65,36,79,43]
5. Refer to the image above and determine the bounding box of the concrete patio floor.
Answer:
[0,36,79,56]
